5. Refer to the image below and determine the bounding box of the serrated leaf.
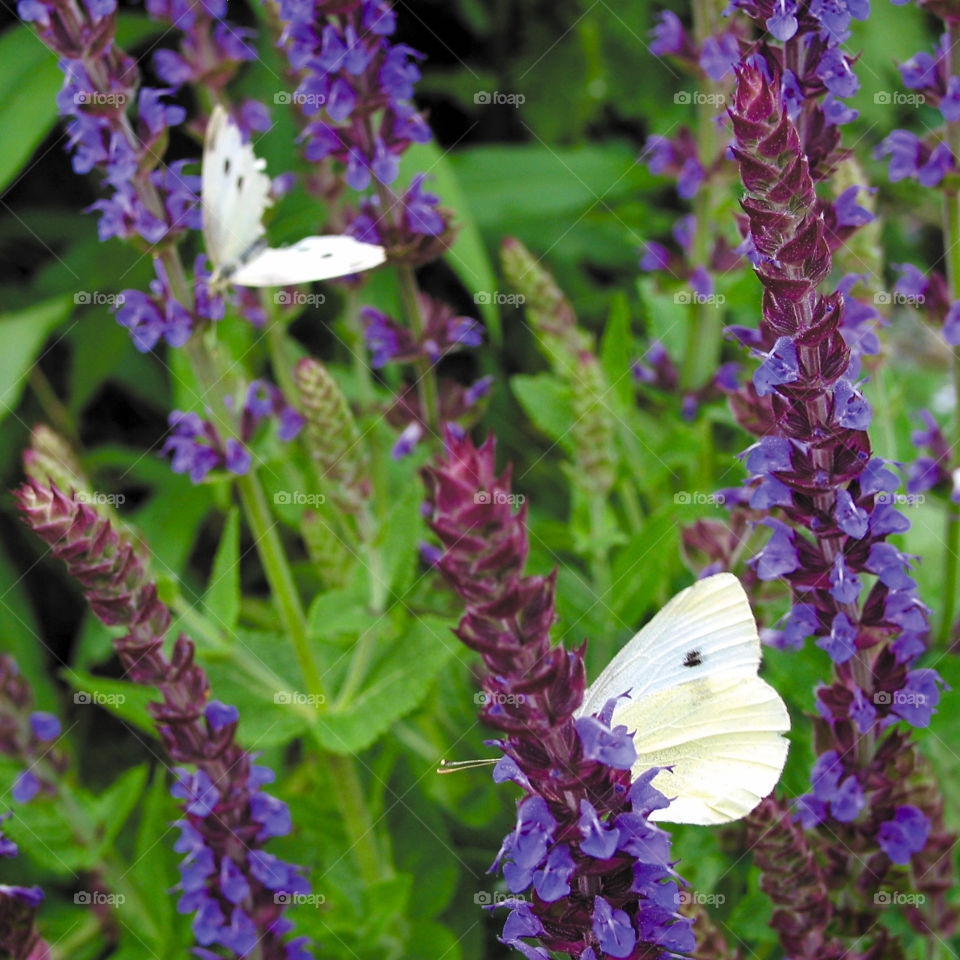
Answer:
[316,616,457,754]
[203,508,240,633]
[0,296,72,421]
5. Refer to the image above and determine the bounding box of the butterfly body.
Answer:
[578,573,790,825]
[201,106,386,289]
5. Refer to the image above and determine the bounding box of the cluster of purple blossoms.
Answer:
[716,60,956,948]
[275,0,456,263]
[163,380,304,483]
[17,0,200,247]
[907,410,959,500]
[0,657,64,807]
[147,0,258,103]
[16,481,312,960]
[116,257,224,352]
[422,432,695,960]
[0,813,48,960]
[360,294,490,458]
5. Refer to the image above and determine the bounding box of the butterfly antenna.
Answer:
[436,758,499,774]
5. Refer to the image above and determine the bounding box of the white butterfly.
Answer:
[201,105,386,288]
[578,572,790,826]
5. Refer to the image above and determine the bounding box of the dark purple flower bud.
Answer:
[878,806,930,864]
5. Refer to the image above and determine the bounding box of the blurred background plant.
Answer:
[0,0,958,958]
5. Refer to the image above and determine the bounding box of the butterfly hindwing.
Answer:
[230,235,387,287]
[578,573,790,825]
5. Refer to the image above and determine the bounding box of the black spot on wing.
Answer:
[683,649,703,667]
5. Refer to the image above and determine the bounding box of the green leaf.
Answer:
[0,26,63,195]
[510,373,576,454]
[378,477,427,598]
[398,141,501,343]
[316,615,457,754]
[0,296,72,422]
[92,765,148,850]
[600,292,635,412]
[203,508,240,633]
[61,669,160,737]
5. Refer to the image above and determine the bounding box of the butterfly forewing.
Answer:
[202,105,272,273]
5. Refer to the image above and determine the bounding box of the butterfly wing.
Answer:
[614,673,789,825]
[229,235,386,287]
[578,573,790,825]
[202,105,272,274]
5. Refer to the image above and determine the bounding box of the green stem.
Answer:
[680,0,724,391]
[940,28,960,647]
[49,912,102,960]
[234,470,384,884]
[28,368,79,445]
[588,494,612,601]
[395,262,440,432]
[235,472,326,699]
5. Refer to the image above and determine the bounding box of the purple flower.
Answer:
[817,48,859,99]
[877,806,930,864]
[204,701,238,732]
[816,612,857,664]
[29,712,60,741]
[833,379,871,430]
[766,0,798,40]
[575,716,637,769]
[392,421,423,459]
[640,241,670,271]
[699,33,739,81]
[650,10,686,55]
[592,896,637,959]
[834,186,874,228]
[754,518,799,579]
[892,669,946,727]
[942,75,960,122]
[250,792,292,840]
[11,771,40,804]
[172,768,219,817]
[900,51,937,90]
[754,336,799,396]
